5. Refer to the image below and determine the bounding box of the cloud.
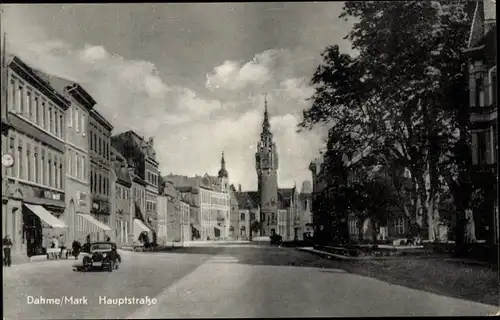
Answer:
[3,8,325,190]
[205,58,271,91]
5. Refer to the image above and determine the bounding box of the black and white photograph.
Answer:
[1,1,498,319]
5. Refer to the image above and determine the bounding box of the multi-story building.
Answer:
[110,146,133,247]
[89,109,113,227]
[130,163,149,243]
[165,154,231,240]
[2,55,70,261]
[41,73,113,243]
[465,0,498,244]
[111,131,159,238]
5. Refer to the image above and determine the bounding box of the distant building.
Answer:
[110,146,133,247]
[165,152,231,240]
[236,99,309,240]
[111,130,159,239]
[464,0,497,244]
[89,109,113,228]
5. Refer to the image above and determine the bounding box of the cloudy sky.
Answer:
[2,3,354,191]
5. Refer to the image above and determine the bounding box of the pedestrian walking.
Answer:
[3,234,13,267]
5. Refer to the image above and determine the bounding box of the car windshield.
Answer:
[90,243,112,251]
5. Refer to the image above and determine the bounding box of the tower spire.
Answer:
[218,150,228,178]
[262,94,271,133]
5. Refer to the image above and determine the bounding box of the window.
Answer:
[34,97,39,124]
[59,114,63,138]
[98,137,101,156]
[76,153,80,179]
[17,85,23,114]
[21,142,26,180]
[98,175,102,194]
[49,107,53,134]
[75,108,79,132]
[68,108,73,127]
[9,79,15,111]
[82,156,86,181]
[241,213,245,221]
[41,102,46,129]
[477,131,488,164]
[54,110,59,137]
[27,91,32,119]
[48,156,52,188]
[82,114,86,136]
[27,145,32,181]
[59,163,63,189]
[475,73,484,107]
[34,147,39,184]
[68,150,72,175]
[54,159,58,188]
[394,217,405,235]
[41,150,45,185]
[490,71,497,106]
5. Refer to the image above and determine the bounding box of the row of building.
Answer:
[1,49,315,262]
[309,0,498,245]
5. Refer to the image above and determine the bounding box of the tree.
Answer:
[299,1,473,244]
[249,220,261,241]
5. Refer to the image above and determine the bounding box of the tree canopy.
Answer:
[300,1,475,244]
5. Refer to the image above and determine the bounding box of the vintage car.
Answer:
[82,242,121,272]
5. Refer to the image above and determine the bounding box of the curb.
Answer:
[297,247,364,261]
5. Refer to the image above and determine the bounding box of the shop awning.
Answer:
[191,224,201,231]
[78,213,112,231]
[214,225,223,231]
[134,219,151,233]
[24,204,67,228]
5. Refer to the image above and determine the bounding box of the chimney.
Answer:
[238,184,242,192]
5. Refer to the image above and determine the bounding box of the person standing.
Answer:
[58,234,66,258]
[3,235,13,267]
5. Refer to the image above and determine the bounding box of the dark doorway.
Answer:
[22,206,43,257]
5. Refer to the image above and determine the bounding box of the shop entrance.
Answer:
[22,207,43,257]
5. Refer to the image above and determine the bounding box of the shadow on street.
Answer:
[148,244,499,306]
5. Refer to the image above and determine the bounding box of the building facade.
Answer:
[44,74,113,243]
[110,146,133,247]
[157,193,168,245]
[111,131,159,239]
[255,99,279,237]
[89,109,113,227]
[165,154,231,241]
[2,55,70,261]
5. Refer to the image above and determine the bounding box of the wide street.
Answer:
[3,244,498,319]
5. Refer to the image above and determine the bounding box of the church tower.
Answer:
[218,151,229,193]
[255,97,279,236]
